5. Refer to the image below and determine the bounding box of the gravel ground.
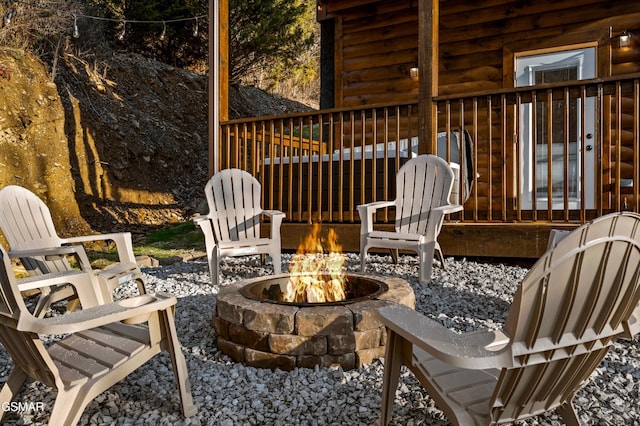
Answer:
[1,253,639,425]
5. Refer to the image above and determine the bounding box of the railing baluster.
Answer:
[339,112,345,222]
[563,87,570,221]
[579,85,587,223]
[615,81,623,212]
[635,80,639,213]
[514,93,521,221]
[546,88,553,216]
[501,93,508,222]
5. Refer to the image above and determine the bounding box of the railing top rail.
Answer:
[221,101,419,126]
[221,74,640,126]
[433,72,640,102]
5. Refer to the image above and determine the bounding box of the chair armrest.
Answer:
[16,267,105,307]
[357,201,395,233]
[378,304,512,370]
[19,292,177,335]
[357,200,395,216]
[10,245,93,272]
[17,269,90,292]
[193,215,218,250]
[263,210,285,240]
[62,232,136,264]
[192,215,208,224]
[437,204,464,215]
[262,210,285,220]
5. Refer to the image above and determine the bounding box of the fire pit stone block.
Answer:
[243,302,298,334]
[298,353,356,370]
[327,334,356,354]
[229,323,270,351]
[354,327,383,350]
[295,306,354,336]
[245,348,296,370]
[269,334,327,355]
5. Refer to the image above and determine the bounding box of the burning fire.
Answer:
[283,224,347,303]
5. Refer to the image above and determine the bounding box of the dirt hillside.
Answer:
[0,48,313,244]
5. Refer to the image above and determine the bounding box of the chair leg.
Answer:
[160,308,198,417]
[380,330,403,425]
[360,248,368,273]
[418,241,436,284]
[389,249,399,264]
[271,250,282,274]
[209,249,220,286]
[435,246,446,271]
[135,277,147,295]
[48,386,91,426]
[556,400,581,426]
[33,287,53,318]
[0,368,28,422]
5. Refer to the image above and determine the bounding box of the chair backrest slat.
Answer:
[394,156,454,235]
[0,186,70,274]
[205,169,263,243]
[0,186,62,249]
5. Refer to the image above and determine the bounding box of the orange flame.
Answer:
[284,224,347,303]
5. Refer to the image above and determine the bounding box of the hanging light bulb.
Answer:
[117,21,126,41]
[73,15,80,38]
[192,17,199,37]
[159,21,166,41]
[3,10,14,27]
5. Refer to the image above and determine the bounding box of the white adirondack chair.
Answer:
[0,185,145,315]
[357,155,463,284]
[0,243,196,425]
[194,168,285,286]
[378,211,640,425]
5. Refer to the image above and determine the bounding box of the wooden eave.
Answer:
[317,0,388,21]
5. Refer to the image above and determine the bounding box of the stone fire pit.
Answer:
[212,273,415,371]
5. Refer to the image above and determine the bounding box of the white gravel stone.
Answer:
[1,253,639,425]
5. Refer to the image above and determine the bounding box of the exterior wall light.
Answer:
[409,67,419,79]
[619,30,631,48]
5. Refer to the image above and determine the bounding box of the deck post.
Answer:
[418,0,439,154]
[208,0,229,176]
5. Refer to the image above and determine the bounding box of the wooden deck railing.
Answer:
[220,103,420,223]
[219,74,640,226]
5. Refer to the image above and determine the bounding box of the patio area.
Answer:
[2,253,638,425]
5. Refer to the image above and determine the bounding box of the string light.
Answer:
[3,0,206,39]
[159,21,166,41]
[117,21,126,41]
[3,10,14,27]
[73,14,79,38]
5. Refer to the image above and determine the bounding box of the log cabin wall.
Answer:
[318,0,640,100]
[608,22,640,210]
[318,0,640,215]
[319,0,420,149]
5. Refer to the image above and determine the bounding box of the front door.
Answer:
[516,47,596,210]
